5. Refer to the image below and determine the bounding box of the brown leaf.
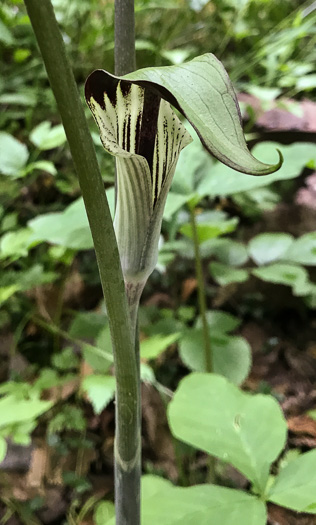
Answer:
[181,277,197,302]
[288,415,316,437]
[268,503,316,525]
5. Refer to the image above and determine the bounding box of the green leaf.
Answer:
[283,232,316,266]
[164,192,194,220]
[179,330,251,385]
[82,343,113,374]
[181,217,238,243]
[28,198,93,250]
[106,475,267,525]
[140,333,180,360]
[269,450,316,513]
[0,132,29,177]
[168,373,287,492]
[143,476,266,525]
[196,310,241,333]
[23,160,57,176]
[210,261,249,285]
[252,263,311,296]
[94,501,115,525]
[0,228,34,260]
[81,375,116,415]
[197,142,315,197]
[202,238,249,266]
[124,54,282,175]
[0,92,37,107]
[171,126,213,197]
[297,74,316,90]
[0,395,52,428]
[69,311,107,341]
[30,121,67,150]
[52,347,79,371]
[248,233,294,266]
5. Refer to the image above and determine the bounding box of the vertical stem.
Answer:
[189,207,212,373]
[114,3,140,523]
[115,0,136,75]
[189,207,216,483]
[115,281,143,525]
[23,1,140,524]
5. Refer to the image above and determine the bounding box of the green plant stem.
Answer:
[23,1,140,523]
[115,0,136,75]
[114,1,142,523]
[189,207,217,483]
[189,207,212,373]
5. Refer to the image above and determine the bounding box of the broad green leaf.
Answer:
[202,238,249,266]
[196,309,241,333]
[168,373,287,492]
[0,228,34,260]
[106,475,267,525]
[171,126,214,197]
[124,54,282,175]
[94,501,115,525]
[0,92,37,107]
[81,375,116,415]
[142,476,266,525]
[69,311,107,340]
[28,197,93,250]
[283,232,316,266]
[0,264,56,289]
[52,347,79,371]
[252,263,312,296]
[82,341,113,374]
[210,261,249,285]
[179,329,251,385]
[0,132,29,177]
[140,333,180,360]
[269,450,316,513]
[197,142,315,197]
[164,192,194,220]
[30,121,67,150]
[181,217,238,243]
[297,75,316,90]
[22,160,57,176]
[248,233,294,266]
[0,395,53,428]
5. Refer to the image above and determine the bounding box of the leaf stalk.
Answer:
[23,1,140,523]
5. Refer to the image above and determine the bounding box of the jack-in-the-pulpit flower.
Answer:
[85,53,282,289]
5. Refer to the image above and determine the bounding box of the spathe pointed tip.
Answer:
[275,148,284,170]
[257,148,283,176]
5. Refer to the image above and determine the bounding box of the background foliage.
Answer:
[1,0,316,523]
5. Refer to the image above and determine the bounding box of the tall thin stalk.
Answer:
[115,0,136,75]
[189,206,217,483]
[24,1,140,523]
[114,1,141,524]
[189,207,212,373]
